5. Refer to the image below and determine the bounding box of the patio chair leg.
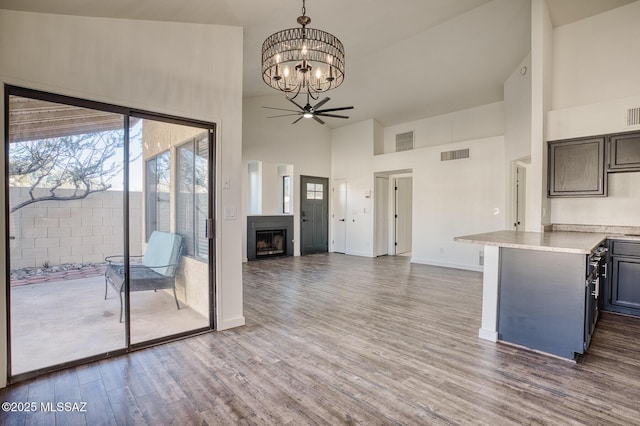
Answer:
[104,276,109,300]
[173,287,180,310]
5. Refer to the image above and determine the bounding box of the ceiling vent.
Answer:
[627,107,640,126]
[441,148,470,162]
[395,131,414,152]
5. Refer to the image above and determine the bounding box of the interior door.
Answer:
[300,176,329,255]
[394,177,413,255]
[375,177,389,256]
[333,179,347,253]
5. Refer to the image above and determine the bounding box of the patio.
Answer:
[10,275,209,375]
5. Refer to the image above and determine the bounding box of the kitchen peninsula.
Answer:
[455,230,608,359]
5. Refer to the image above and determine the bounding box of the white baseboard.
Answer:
[478,327,498,342]
[346,251,375,258]
[410,257,483,272]
[219,316,245,330]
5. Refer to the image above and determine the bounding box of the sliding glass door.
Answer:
[127,116,213,345]
[5,86,215,380]
[7,92,128,375]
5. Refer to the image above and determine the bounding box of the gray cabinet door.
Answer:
[611,256,640,313]
[548,137,606,197]
[605,239,640,317]
[608,131,640,172]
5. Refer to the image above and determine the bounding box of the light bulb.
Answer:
[275,54,281,64]
[283,66,290,77]
[315,69,322,79]
[302,45,308,56]
[303,112,313,119]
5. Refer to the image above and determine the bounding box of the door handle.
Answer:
[302,219,308,222]
[339,219,345,222]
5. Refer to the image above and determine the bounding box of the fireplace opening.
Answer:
[256,229,286,258]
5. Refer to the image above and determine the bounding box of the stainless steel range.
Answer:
[585,243,608,349]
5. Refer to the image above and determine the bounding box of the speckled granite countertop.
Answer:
[454,230,608,254]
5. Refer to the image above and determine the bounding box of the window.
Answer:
[306,182,323,200]
[145,151,171,241]
[283,175,291,214]
[176,133,209,260]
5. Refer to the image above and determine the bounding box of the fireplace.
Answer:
[255,229,286,258]
[247,215,294,261]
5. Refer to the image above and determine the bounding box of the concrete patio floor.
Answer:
[10,276,209,375]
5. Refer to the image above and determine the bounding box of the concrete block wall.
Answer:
[8,188,142,269]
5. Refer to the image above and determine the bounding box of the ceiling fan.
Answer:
[264,94,354,125]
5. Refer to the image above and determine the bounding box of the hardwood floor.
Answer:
[1,253,640,425]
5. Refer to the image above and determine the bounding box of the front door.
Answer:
[300,176,329,255]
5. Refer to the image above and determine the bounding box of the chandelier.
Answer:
[261,0,345,100]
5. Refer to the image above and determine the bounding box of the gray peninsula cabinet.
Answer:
[548,136,606,197]
[499,248,598,359]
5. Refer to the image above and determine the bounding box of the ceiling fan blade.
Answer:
[315,113,350,119]
[267,113,303,118]
[315,106,354,113]
[313,115,326,125]
[263,106,301,113]
[292,116,304,124]
[313,97,330,110]
[286,97,305,111]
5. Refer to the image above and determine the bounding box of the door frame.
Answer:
[4,85,217,383]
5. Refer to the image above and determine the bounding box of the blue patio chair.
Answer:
[104,231,183,322]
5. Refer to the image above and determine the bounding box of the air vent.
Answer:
[441,148,470,161]
[627,107,640,126]
[395,131,414,152]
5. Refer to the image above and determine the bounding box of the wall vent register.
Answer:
[627,107,640,126]
[395,131,414,152]
[441,148,470,162]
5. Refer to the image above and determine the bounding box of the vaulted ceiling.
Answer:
[0,0,635,127]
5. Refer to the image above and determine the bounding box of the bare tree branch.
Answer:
[8,127,131,212]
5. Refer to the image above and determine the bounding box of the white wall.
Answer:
[528,0,554,231]
[547,1,640,226]
[372,137,506,271]
[0,10,244,387]
[329,103,506,269]
[504,55,532,162]
[382,102,504,154]
[551,1,640,111]
[242,95,332,259]
[504,54,533,230]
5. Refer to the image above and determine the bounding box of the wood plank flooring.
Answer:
[1,253,640,425]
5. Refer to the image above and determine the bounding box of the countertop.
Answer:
[454,230,608,254]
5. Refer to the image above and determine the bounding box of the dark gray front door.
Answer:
[300,176,329,255]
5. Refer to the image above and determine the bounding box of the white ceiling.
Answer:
[0,0,635,127]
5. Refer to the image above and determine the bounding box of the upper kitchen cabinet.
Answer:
[607,131,640,172]
[548,136,606,197]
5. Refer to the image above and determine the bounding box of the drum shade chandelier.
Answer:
[261,0,345,100]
